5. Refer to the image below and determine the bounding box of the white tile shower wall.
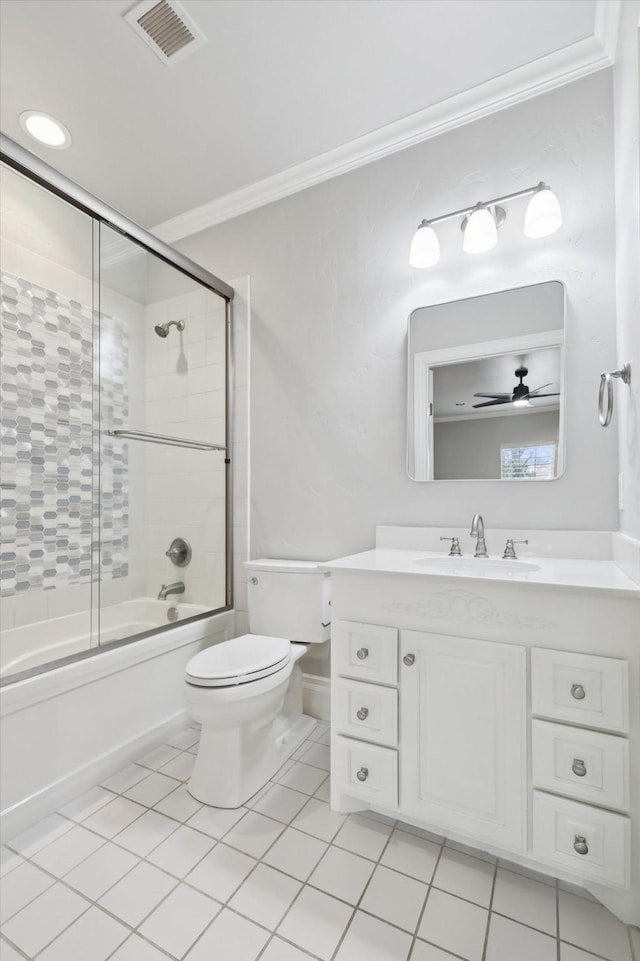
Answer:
[143,289,229,609]
[99,286,146,609]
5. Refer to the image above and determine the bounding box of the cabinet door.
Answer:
[400,630,526,851]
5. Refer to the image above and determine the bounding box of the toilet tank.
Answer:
[244,559,330,644]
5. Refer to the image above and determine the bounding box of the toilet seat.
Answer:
[186,634,291,688]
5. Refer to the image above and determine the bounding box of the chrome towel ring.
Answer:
[599,363,631,427]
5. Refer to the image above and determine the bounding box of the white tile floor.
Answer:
[1,721,638,961]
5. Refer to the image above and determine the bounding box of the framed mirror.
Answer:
[407,281,565,481]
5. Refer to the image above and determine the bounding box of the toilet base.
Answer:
[187,711,317,809]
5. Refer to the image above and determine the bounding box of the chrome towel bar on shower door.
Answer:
[598,363,631,427]
[107,429,226,452]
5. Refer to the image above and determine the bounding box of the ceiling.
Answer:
[0,0,615,239]
[433,348,562,419]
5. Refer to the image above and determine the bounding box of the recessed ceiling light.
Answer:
[19,111,72,149]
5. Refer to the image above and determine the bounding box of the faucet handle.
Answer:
[440,536,462,556]
[502,538,528,560]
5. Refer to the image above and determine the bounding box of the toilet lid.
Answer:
[186,634,291,687]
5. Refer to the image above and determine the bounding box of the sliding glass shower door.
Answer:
[0,163,99,673]
[97,224,230,644]
[1,144,232,684]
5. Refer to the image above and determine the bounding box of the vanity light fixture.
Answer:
[19,110,72,149]
[523,183,563,238]
[409,182,561,268]
[462,203,500,254]
[409,220,441,267]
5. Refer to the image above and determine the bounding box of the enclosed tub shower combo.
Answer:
[0,135,236,834]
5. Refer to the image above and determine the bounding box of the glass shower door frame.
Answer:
[0,133,235,683]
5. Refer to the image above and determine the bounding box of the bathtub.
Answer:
[0,606,235,840]
[1,598,211,681]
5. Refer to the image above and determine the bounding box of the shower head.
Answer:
[154,320,185,338]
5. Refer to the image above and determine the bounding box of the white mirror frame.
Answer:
[411,329,566,482]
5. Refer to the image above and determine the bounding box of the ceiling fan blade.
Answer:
[472,398,511,408]
[527,383,553,395]
[473,392,512,399]
[526,393,560,399]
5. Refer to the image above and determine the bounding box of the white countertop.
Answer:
[322,548,640,598]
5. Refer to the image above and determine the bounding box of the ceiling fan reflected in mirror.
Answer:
[472,366,560,409]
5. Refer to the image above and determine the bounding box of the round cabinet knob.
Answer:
[356,647,369,660]
[356,707,369,721]
[571,683,586,700]
[403,653,415,666]
[356,767,369,782]
[572,758,587,778]
[573,835,589,856]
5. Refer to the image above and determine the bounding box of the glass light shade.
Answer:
[19,111,71,148]
[524,187,562,238]
[463,206,497,254]
[512,398,531,408]
[409,221,440,268]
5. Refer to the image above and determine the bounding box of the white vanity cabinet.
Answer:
[400,631,526,851]
[331,621,527,851]
[326,544,640,924]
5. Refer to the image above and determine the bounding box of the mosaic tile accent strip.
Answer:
[0,270,128,598]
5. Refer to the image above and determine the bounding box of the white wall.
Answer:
[177,71,618,562]
[613,2,640,540]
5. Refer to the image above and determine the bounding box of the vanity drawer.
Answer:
[333,735,398,808]
[531,649,629,733]
[333,678,398,747]
[532,720,629,811]
[532,791,630,887]
[333,620,398,685]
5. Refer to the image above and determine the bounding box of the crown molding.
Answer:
[153,31,615,244]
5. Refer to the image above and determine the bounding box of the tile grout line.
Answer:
[152,753,337,961]
[7,890,95,960]
[405,834,446,961]
[0,933,35,961]
[480,856,498,961]
[326,811,402,961]
[5,808,595,961]
[556,875,562,961]
[0,744,222,955]
[2,727,636,961]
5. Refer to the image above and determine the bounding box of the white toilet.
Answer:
[185,559,330,808]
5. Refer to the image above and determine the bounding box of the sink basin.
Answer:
[413,557,541,575]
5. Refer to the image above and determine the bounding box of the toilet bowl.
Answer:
[185,560,330,808]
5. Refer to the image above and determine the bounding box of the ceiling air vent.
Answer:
[124,0,206,66]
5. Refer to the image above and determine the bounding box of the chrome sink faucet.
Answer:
[470,514,489,558]
[158,581,185,600]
